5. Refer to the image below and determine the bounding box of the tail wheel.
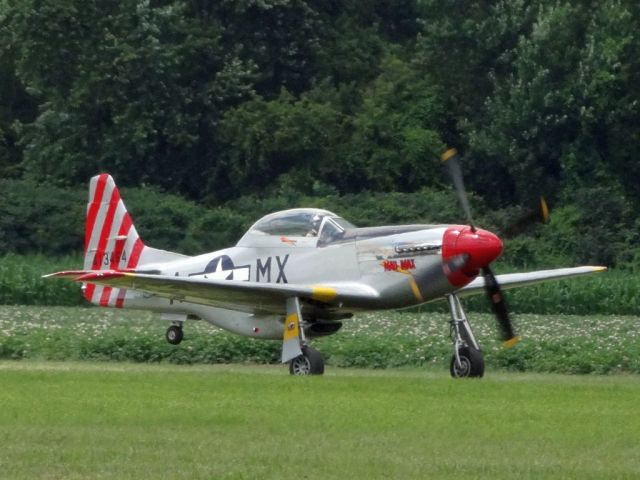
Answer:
[166,325,184,345]
[289,346,324,375]
[450,346,484,378]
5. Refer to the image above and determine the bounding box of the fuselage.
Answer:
[112,214,503,340]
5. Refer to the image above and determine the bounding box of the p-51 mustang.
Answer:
[47,150,606,377]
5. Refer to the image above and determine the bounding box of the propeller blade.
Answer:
[502,197,551,237]
[482,266,520,348]
[441,148,475,231]
[540,196,550,223]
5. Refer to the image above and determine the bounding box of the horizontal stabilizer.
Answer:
[43,270,91,279]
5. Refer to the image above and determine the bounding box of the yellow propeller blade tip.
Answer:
[502,336,521,349]
[441,148,458,162]
[540,197,550,223]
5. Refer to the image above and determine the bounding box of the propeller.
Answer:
[442,148,550,237]
[482,266,519,346]
[501,197,550,237]
[441,148,475,231]
[441,148,521,347]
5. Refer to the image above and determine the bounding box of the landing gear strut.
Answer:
[447,294,484,378]
[166,324,184,345]
[283,297,325,375]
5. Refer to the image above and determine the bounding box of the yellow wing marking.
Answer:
[311,286,338,303]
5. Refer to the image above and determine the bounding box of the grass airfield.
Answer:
[0,361,639,479]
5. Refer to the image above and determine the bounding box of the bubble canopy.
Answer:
[237,208,356,247]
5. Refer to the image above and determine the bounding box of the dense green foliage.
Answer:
[1,306,639,374]
[0,0,639,268]
[0,255,84,305]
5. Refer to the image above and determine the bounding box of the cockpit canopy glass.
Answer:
[248,209,355,238]
[251,211,322,237]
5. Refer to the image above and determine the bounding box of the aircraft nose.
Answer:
[442,226,503,286]
[457,227,503,269]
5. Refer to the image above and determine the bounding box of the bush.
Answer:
[0,254,85,306]
[0,179,85,255]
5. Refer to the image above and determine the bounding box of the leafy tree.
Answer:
[341,54,446,193]
[0,5,36,179]
[415,0,540,145]
[465,2,592,205]
[462,1,640,207]
[312,0,419,87]
[217,54,446,199]
[215,88,347,200]
[6,0,254,196]
[572,0,640,207]
[212,0,324,96]
[0,179,85,254]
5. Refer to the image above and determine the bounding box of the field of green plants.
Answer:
[1,304,639,374]
[0,254,83,306]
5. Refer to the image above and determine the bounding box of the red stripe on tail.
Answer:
[91,187,121,305]
[84,282,97,303]
[127,238,144,269]
[114,289,127,308]
[83,175,109,303]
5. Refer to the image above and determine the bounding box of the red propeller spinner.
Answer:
[442,226,504,287]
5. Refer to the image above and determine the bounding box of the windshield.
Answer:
[332,217,356,230]
[318,218,342,245]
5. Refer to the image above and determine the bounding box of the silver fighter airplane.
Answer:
[47,150,606,377]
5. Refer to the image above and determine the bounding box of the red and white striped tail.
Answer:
[83,174,145,308]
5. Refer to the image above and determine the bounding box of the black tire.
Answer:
[289,346,325,375]
[450,346,484,378]
[166,325,184,345]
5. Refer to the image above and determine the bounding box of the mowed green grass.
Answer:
[0,362,639,479]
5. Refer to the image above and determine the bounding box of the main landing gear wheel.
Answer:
[450,346,484,378]
[166,324,184,345]
[289,346,324,376]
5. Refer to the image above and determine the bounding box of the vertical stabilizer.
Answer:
[83,173,145,306]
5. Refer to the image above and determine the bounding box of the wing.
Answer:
[457,266,607,296]
[45,270,379,314]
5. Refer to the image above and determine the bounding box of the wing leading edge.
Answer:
[46,270,379,314]
[457,266,607,296]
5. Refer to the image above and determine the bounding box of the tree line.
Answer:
[0,0,639,268]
